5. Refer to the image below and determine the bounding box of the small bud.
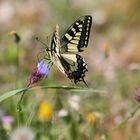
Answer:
[8,31,21,44]
[29,70,44,85]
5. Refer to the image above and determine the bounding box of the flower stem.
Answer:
[16,43,20,87]
[17,84,30,112]
[112,104,140,132]
[16,84,30,125]
[105,104,140,139]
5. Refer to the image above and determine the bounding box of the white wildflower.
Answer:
[58,109,69,117]
[9,126,35,140]
[68,95,80,111]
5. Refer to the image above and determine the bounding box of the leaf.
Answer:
[0,85,106,103]
[0,88,26,103]
[33,85,106,93]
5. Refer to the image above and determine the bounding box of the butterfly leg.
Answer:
[48,62,53,70]
[44,54,51,61]
[82,78,88,87]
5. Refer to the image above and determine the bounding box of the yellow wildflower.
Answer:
[38,100,53,121]
[85,112,96,124]
[102,42,110,58]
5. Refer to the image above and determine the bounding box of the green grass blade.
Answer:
[0,85,106,103]
[0,88,25,102]
[33,85,106,93]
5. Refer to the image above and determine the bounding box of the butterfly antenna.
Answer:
[37,51,46,62]
[46,36,49,45]
[35,36,50,51]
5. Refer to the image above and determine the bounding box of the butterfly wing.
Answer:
[67,54,88,86]
[49,25,71,75]
[60,16,91,85]
[60,15,92,53]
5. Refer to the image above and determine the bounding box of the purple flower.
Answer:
[135,86,140,102]
[37,61,50,77]
[1,116,14,131]
[1,116,14,125]
[29,61,50,85]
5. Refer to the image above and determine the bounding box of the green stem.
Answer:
[106,104,140,138]
[17,44,19,85]
[16,85,30,125]
[17,84,30,112]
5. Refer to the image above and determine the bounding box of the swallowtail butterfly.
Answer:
[36,15,92,86]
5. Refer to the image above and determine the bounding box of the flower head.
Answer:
[29,60,50,85]
[37,61,50,77]
[58,109,69,117]
[68,95,80,111]
[1,116,14,131]
[37,100,53,121]
[1,116,14,125]
[135,86,140,102]
[9,126,35,140]
[85,112,97,124]
[102,42,110,58]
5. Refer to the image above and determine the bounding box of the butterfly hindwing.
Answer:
[67,54,88,86]
[60,15,92,53]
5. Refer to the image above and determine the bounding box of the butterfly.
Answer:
[36,15,92,86]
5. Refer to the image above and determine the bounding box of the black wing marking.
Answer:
[50,25,60,55]
[60,15,92,53]
[67,54,88,86]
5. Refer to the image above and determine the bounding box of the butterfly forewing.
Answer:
[50,25,60,56]
[49,25,71,75]
[60,15,92,53]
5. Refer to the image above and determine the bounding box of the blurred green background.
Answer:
[0,0,140,139]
